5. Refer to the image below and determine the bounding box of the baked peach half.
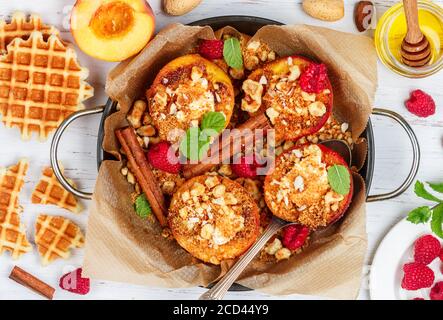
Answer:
[147,54,235,143]
[169,174,260,265]
[241,55,333,141]
[71,0,155,62]
[264,144,353,230]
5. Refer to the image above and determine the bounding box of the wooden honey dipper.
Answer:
[401,0,432,67]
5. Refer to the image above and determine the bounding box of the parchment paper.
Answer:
[83,23,377,299]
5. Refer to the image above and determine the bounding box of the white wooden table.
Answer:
[0,0,442,300]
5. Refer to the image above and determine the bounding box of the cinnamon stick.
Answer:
[9,266,55,300]
[116,127,168,227]
[183,113,271,178]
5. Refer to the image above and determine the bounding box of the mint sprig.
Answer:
[179,112,226,161]
[223,38,243,69]
[135,194,151,219]
[327,164,351,195]
[407,180,443,239]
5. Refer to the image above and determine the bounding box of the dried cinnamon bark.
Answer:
[9,266,55,300]
[116,127,168,227]
[183,113,271,178]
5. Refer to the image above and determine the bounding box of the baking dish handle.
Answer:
[366,108,420,202]
[50,106,106,200]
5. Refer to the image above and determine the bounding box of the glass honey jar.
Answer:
[375,0,443,78]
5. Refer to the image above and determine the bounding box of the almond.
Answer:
[163,0,202,16]
[355,1,375,32]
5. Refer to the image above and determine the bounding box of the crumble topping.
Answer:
[148,64,233,142]
[241,58,331,141]
[264,144,344,229]
[170,175,254,249]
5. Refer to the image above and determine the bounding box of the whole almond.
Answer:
[302,0,344,22]
[355,1,375,32]
[163,0,202,16]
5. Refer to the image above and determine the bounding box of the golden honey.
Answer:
[375,0,443,77]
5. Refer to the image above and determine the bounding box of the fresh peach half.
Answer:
[71,0,155,62]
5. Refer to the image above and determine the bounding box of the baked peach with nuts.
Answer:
[242,55,333,141]
[168,174,260,264]
[146,54,235,143]
[71,0,155,61]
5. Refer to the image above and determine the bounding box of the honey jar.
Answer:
[375,0,443,78]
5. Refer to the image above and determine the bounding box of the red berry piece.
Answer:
[147,141,182,174]
[401,262,434,291]
[414,234,441,265]
[299,63,329,94]
[231,155,264,178]
[198,40,224,60]
[412,297,424,300]
[439,247,443,262]
[430,281,443,300]
[281,224,310,251]
[59,268,90,295]
[405,89,436,118]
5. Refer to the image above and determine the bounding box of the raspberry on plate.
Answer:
[147,141,182,174]
[401,262,434,291]
[414,234,441,265]
[430,281,443,300]
[405,89,436,118]
[198,40,224,60]
[282,224,310,251]
[59,268,90,295]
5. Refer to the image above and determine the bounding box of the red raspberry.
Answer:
[198,40,224,60]
[440,247,443,262]
[59,268,90,295]
[231,155,263,178]
[430,281,443,300]
[401,262,434,290]
[281,224,310,251]
[414,234,441,265]
[405,90,436,118]
[299,63,329,94]
[147,141,181,174]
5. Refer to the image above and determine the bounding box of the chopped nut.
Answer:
[241,79,263,113]
[179,208,188,218]
[266,107,279,125]
[247,41,260,51]
[224,192,238,205]
[137,125,156,137]
[341,122,349,133]
[127,171,135,184]
[293,176,304,192]
[204,176,219,189]
[212,184,226,198]
[308,101,326,117]
[301,91,316,102]
[176,110,185,121]
[181,191,190,202]
[288,65,301,81]
[143,113,152,125]
[127,100,147,129]
[191,66,203,82]
[265,238,282,255]
[218,164,232,176]
[121,167,128,176]
[275,247,291,261]
[267,51,276,61]
[200,224,214,240]
[229,67,244,80]
[191,182,206,197]
[162,181,176,194]
[153,92,167,108]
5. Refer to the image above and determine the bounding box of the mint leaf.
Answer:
[179,127,210,161]
[428,182,443,193]
[201,112,225,134]
[430,204,443,239]
[414,181,443,203]
[407,206,432,224]
[223,38,243,69]
[327,165,351,195]
[135,194,151,219]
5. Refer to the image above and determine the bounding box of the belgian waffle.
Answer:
[35,214,84,266]
[0,12,59,52]
[0,31,94,141]
[32,166,82,213]
[0,159,32,259]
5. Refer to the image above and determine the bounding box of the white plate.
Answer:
[370,218,443,300]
